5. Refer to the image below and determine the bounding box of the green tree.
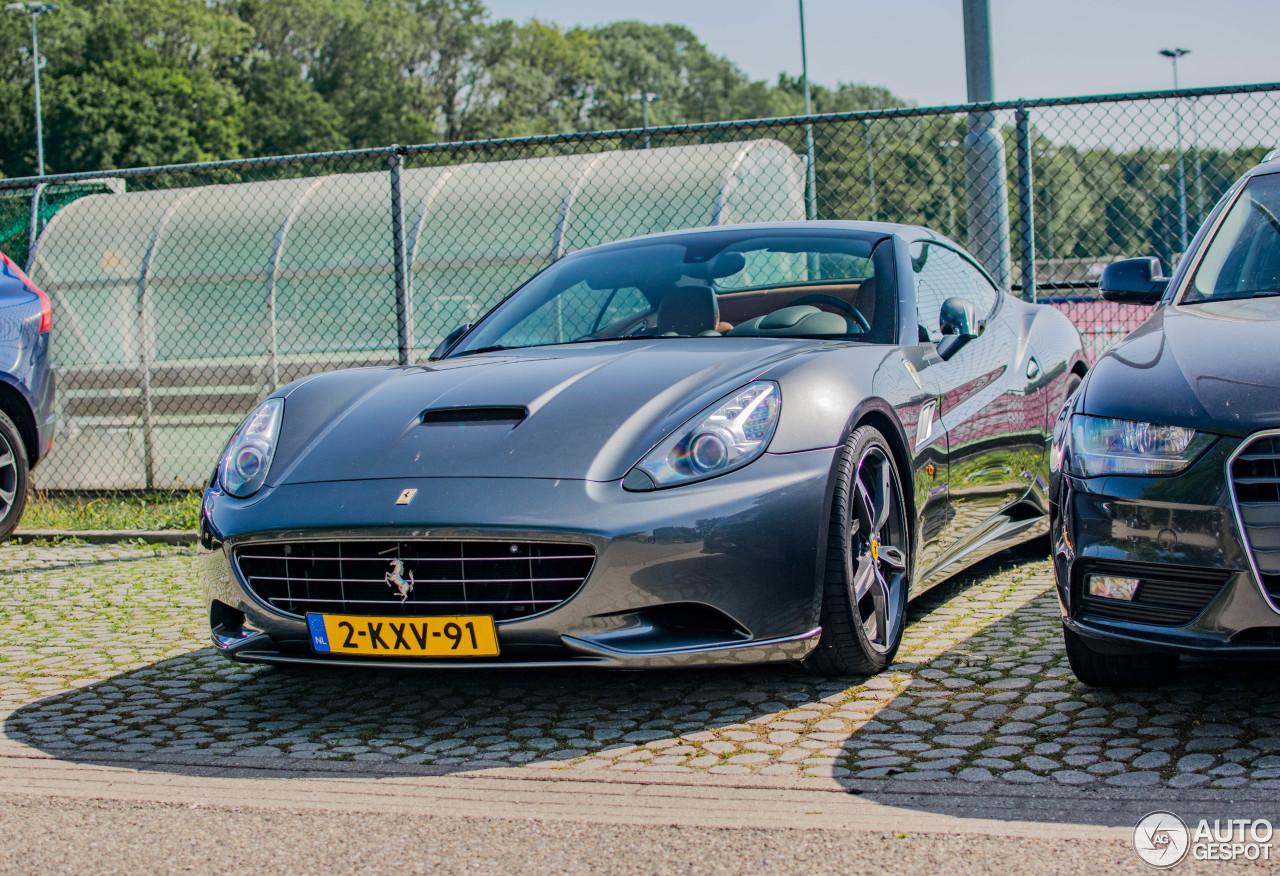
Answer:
[307,0,436,147]
[0,0,251,175]
[455,19,601,139]
[588,21,792,129]
[774,74,904,115]
[239,57,348,156]
[47,51,245,169]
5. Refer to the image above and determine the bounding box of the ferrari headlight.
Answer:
[1068,414,1212,477]
[219,398,284,498]
[629,382,780,489]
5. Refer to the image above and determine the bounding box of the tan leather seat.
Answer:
[655,286,719,336]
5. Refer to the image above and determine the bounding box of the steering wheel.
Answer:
[787,294,871,332]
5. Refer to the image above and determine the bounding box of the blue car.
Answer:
[0,251,55,539]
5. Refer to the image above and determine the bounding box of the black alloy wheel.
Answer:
[806,425,911,677]
[0,411,29,542]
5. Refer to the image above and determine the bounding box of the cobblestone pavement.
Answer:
[2,541,1279,791]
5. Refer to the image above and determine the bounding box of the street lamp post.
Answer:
[629,92,660,149]
[5,2,58,177]
[1159,47,1190,252]
[798,0,816,220]
[940,140,959,239]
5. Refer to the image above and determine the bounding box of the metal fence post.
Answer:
[134,290,155,490]
[26,182,44,269]
[1015,104,1037,303]
[389,147,413,366]
[863,120,877,221]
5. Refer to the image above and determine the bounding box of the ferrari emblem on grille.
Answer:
[396,488,417,505]
[385,559,415,602]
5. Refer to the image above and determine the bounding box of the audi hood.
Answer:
[1080,297,1280,437]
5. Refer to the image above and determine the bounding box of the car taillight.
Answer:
[33,284,51,333]
[1,253,51,333]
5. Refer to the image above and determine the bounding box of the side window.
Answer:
[910,242,1000,342]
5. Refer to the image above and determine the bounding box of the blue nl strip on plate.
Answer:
[307,614,331,652]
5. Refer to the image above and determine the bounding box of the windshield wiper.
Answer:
[451,344,511,357]
[455,337,668,357]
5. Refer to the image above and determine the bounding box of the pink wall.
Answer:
[1046,299,1153,365]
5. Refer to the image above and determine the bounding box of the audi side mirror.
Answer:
[1100,257,1168,305]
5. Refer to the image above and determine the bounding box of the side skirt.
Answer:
[914,507,1048,594]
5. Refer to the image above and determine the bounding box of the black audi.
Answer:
[1050,153,1280,686]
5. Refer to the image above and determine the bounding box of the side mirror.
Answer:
[429,323,470,360]
[936,296,979,361]
[1099,257,1168,305]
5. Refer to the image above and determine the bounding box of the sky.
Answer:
[483,0,1276,108]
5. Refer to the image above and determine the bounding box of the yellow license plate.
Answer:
[306,613,499,657]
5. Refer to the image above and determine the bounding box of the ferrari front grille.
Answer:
[233,539,595,622]
[1230,433,1280,607]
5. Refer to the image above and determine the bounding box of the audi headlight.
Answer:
[626,382,780,490]
[1068,414,1212,477]
[219,398,284,497]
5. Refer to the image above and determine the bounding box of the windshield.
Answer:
[448,227,896,356]
[1185,172,1280,304]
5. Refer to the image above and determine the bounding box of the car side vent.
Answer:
[1078,564,1230,626]
[1263,574,1280,603]
[421,406,527,426]
[1230,433,1280,611]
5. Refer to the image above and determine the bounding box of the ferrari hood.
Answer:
[1083,296,1280,436]
[270,338,825,485]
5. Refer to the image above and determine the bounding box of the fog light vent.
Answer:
[1088,575,1140,601]
[1078,565,1229,626]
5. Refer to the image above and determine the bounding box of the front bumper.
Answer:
[200,449,835,669]
[1053,436,1280,657]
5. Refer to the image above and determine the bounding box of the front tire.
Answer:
[0,411,29,542]
[805,425,911,677]
[1063,626,1179,687]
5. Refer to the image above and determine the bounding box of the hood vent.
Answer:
[421,406,527,427]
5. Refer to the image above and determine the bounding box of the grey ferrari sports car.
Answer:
[200,221,1086,675]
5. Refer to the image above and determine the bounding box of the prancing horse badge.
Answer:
[395,488,417,505]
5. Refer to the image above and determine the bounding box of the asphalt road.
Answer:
[0,795,1236,876]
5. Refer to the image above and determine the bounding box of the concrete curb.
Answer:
[0,745,1131,839]
[11,529,197,546]
[0,740,1269,833]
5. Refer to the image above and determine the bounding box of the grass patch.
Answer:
[23,490,201,532]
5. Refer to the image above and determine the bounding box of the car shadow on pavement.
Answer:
[5,553,1279,828]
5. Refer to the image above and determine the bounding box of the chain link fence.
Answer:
[1,82,1277,491]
